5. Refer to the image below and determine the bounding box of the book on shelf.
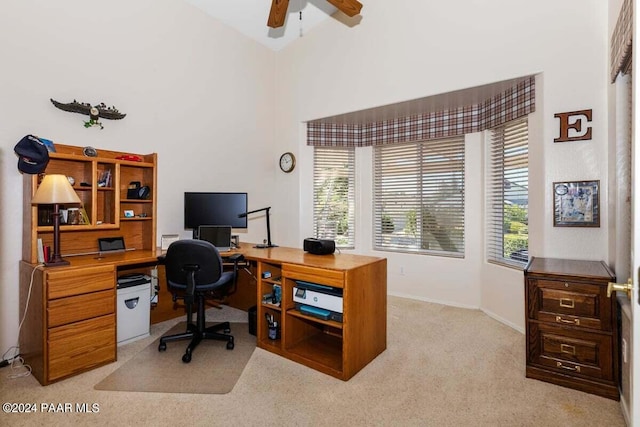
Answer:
[37,238,45,263]
[98,169,112,187]
[79,206,90,225]
[37,206,54,226]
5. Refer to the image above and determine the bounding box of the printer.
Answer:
[293,281,343,322]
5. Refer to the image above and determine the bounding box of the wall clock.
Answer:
[279,152,296,173]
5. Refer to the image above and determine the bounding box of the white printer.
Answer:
[293,281,343,322]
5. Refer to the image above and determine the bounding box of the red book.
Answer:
[43,246,50,263]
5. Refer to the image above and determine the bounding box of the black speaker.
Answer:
[127,181,140,199]
[303,238,336,255]
[137,185,150,199]
[127,181,150,199]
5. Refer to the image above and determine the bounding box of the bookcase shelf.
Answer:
[22,143,157,263]
[287,308,344,330]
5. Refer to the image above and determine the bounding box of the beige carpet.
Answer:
[0,297,624,426]
[94,322,255,394]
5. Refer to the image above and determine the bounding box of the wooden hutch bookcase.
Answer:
[19,143,157,385]
[22,144,157,262]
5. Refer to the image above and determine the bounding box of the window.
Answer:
[313,147,356,248]
[373,137,465,256]
[486,118,529,267]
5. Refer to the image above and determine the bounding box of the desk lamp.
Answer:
[238,207,277,248]
[32,174,81,266]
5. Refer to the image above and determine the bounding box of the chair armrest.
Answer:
[223,253,245,296]
[227,253,244,263]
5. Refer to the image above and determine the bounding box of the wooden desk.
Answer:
[21,243,386,384]
[19,250,160,385]
[237,245,387,380]
[150,243,387,380]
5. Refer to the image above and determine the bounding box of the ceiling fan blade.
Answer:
[268,0,290,28]
[326,0,363,17]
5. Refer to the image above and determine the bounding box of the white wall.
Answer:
[0,0,276,352]
[275,0,610,331]
[0,0,613,351]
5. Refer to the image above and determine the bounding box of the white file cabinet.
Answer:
[117,282,151,345]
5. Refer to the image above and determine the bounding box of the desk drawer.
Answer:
[528,322,613,381]
[48,289,115,327]
[283,264,344,288]
[528,279,610,331]
[47,265,115,299]
[47,314,116,382]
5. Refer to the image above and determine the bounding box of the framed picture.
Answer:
[553,180,600,227]
[123,210,135,218]
[161,234,180,251]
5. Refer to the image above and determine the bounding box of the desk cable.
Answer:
[149,263,160,304]
[1,264,41,379]
[242,265,257,282]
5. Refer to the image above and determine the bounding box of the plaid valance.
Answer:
[307,76,535,147]
[611,0,633,82]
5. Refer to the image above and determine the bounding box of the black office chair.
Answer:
[158,239,244,363]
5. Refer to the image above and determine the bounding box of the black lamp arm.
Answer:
[238,207,276,248]
[237,207,271,217]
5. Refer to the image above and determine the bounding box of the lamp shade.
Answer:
[32,174,81,205]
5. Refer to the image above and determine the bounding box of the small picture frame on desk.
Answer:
[161,234,180,251]
[123,210,135,218]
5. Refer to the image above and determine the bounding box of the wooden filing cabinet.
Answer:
[19,262,117,385]
[524,257,619,400]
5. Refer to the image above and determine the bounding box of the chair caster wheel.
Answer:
[224,328,231,334]
[226,340,234,350]
[158,342,167,352]
[182,352,192,363]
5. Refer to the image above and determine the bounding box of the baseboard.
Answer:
[481,308,525,334]
[619,388,631,426]
[388,291,479,310]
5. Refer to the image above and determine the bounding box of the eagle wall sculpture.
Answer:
[50,98,126,129]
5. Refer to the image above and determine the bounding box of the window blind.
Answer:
[487,118,529,267]
[373,137,465,256]
[313,147,356,249]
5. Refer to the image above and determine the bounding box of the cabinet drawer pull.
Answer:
[560,343,576,355]
[556,361,580,372]
[555,315,580,326]
[559,298,575,308]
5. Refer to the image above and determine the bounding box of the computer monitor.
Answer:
[198,225,232,252]
[184,192,248,233]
